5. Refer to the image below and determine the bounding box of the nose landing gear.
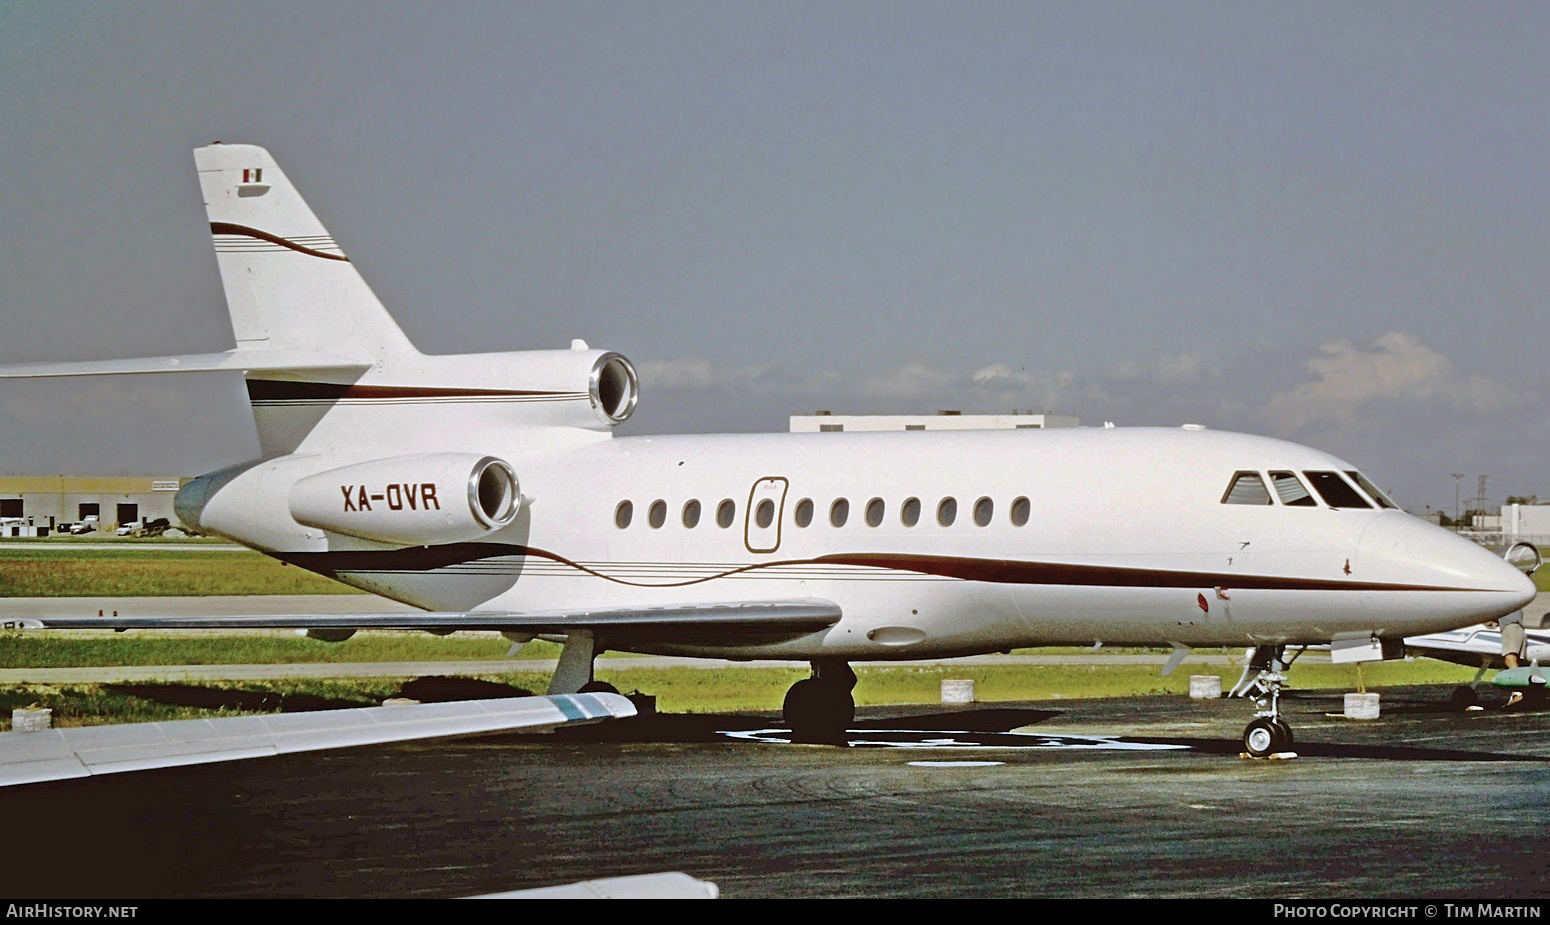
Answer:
[1241,645,1295,757]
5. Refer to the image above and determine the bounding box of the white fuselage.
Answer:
[13,144,1535,677]
[190,425,1536,661]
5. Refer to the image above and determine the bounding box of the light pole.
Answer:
[1452,473,1464,525]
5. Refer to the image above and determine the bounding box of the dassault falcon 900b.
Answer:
[2,144,1535,755]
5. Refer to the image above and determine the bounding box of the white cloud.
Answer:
[860,363,957,399]
[1262,332,1514,434]
[635,358,718,389]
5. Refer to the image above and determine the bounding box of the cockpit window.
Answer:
[1269,471,1317,507]
[1221,471,1271,505]
[1346,470,1398,509]
[1304,471,1372,509]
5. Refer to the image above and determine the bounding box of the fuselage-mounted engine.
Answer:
[289,453,520,545]
[590,351,639,426]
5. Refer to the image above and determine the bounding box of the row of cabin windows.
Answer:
[1221,469,1398,510]
[615,495,1034,530]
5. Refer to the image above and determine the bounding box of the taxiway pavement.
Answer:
[0,684,1544,899]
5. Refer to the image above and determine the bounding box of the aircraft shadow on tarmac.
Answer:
[549,704,1546,763]
[104,677,1547,764]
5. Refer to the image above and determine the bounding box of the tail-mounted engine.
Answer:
[289,453,520,545]
[590,352,639,426]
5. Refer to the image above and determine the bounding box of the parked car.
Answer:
[69,516,99,535]
[115,520,144,536]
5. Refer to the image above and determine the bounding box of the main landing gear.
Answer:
[782,659,856,742]
[1240,644,1295,757]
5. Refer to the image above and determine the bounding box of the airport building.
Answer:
[790,410,1080,433]
[1467,502,1550,547]
[0,476,190,536]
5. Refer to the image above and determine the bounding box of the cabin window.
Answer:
[716,499,736,527]
[866,497,885,527]
[1346,471,1398,509]
[830,498,850,527]
[937,497,957,527]
[794,498,814,527]
[614,500,633,529]
[1269,471,1316,507]
[682,499,701,528]
[755,498,775,528]
[1304,471,1372,509]
[901,497,921,527]
[1010,496,1030,526]
[1221,471,1272,505]
[648,499,667,528]
[973,497,993,526]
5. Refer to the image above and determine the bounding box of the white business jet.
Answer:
[0,144,1535,757]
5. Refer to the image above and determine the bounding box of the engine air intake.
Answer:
[591,353,639,425]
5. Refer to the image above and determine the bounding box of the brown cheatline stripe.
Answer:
[210,222,349,261]
[245,381,571,401]
[273,543,1479,593]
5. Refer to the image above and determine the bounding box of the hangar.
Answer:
[0,476,190,536]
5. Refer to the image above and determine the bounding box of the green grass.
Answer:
[0,648,1486,729]
[0,632,548,667]
[0,547,359,596]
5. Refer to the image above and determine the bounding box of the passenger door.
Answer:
[744,476,789,554]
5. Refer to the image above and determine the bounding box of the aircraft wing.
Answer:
[1403,624,1550,670]
[0,692,634,788]
[18,598,842,646]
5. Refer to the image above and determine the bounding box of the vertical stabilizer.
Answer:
[194,143,417,362]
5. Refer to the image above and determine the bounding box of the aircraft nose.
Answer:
[1358,515,1538,624]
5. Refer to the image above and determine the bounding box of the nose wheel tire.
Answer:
[1244,717,1292,757]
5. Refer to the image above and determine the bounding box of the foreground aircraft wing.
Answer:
[0,692,634,788]
[21,598,843,646]
[470,872,720,899]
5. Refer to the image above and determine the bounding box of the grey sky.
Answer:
[1,2,1546,514]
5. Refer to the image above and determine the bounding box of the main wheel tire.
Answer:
[1244,718,1281,757]
[1271,718,1294,748]
[1450,685,1479,711]
[783,679,854,741]
[578,680,620,695]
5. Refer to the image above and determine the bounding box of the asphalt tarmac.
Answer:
[2,683,1546,899]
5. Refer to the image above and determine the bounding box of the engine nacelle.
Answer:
[589,352,640,426]
[289,453,520,545]
[1498,541,1542,576]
